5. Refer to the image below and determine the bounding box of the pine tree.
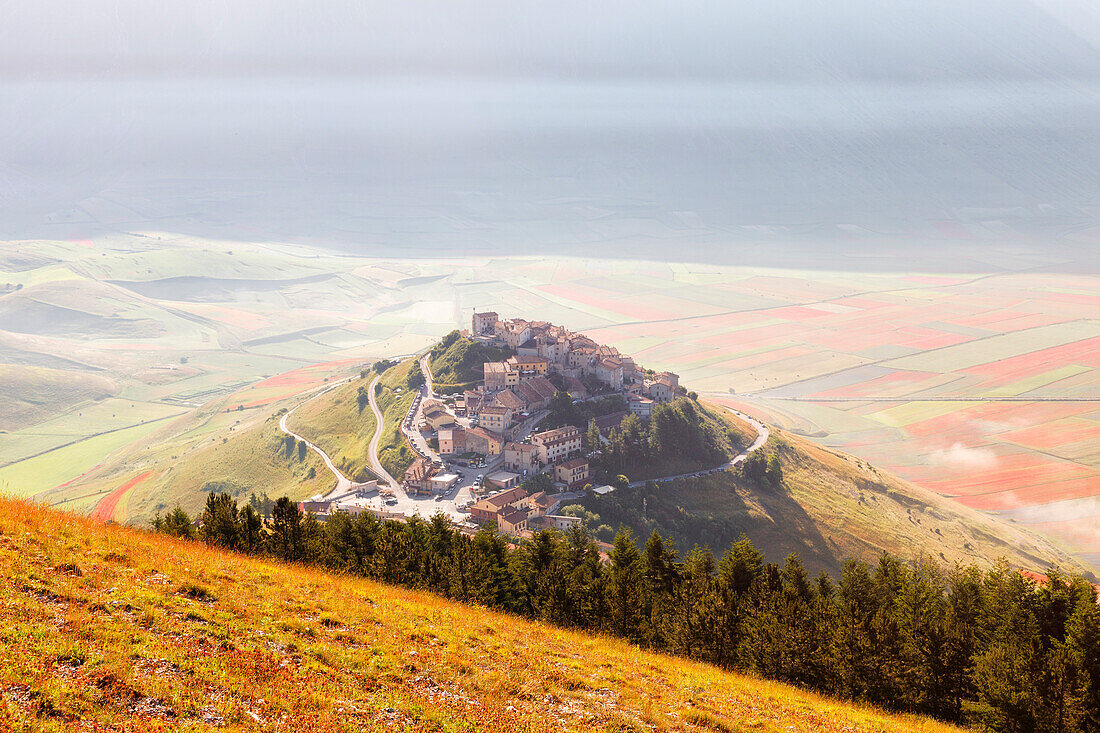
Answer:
[898,557,948,715]
[607,529,643,641]
[270,496,304,561]
[238,504,263,553]
[1067,594,1100,732]
[153,505,194,539]
[200,492,240,550]
[642,531,681,649]
[941,564,984,718]
[586,419,602,452]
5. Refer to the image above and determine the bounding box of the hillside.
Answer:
[284,374,378,483]
[286,357,420,483]
[427,332,513,392]
[32,392,337,527]
[0,364,116,433]
[579,425,1089,576]
[0,497,965,733]
[372,359,420,480]
[45,341,1088,579]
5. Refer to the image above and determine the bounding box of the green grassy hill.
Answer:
[577,427,1088,576]
[287,357,422,481]
[372,359,420,480]
[283,357,425,483]
[285,377,378,483]
[427,331,513,392]
[0,364,116,432]
[0,497,967,733]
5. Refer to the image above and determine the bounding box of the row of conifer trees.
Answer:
[154,492,1100,732]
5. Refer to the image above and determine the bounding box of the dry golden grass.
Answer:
[773,428,1087,573]
[0,497,971,732]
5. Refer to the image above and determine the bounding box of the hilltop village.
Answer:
[399,312,685,535]
[301,313,705,539]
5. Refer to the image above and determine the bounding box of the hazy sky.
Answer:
[2,1,1098,270]
[4,0,1100,81]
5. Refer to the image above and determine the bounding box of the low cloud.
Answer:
[928,443,1000,471]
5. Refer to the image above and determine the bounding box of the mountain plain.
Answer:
[1,236,1096,572]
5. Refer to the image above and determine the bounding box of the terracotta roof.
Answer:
[528,491,554,508]
[525,376,557,399]
[483,487,528,509]
[404,457,437,482]
[533,425,581,443]
[480,405,511,416]
[509,354,549,365]
[504,441,537,455]
[497,506,529,525]
[467,426,505,443]
[492,390,526,410]
[559,457,589,470]
[515,382,540,405]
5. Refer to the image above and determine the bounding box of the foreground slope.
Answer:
[0,499,964,733]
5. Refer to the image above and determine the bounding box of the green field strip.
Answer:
[0,400,185,465]
[0,420,168,497]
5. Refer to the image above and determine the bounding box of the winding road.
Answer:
[628,407,770,488]
[366,374,400,490]
[276,374,402,494]
[279,354,772,512]
[419,352,436,398]
[279,389,355,494]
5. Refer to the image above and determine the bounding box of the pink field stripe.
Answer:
[91,471,154,522]
[955,477,1100,511]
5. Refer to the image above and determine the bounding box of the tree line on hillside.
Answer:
[581,397,745,482]
[154,492,1100,732]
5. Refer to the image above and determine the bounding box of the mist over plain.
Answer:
[2,0,1098,269]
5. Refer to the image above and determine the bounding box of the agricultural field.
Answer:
[3,234,1097,570]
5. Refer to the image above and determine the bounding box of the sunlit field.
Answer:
[2,235,1097,568]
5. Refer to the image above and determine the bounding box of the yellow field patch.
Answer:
[987,364,1092,398]
[871,401,973,428]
